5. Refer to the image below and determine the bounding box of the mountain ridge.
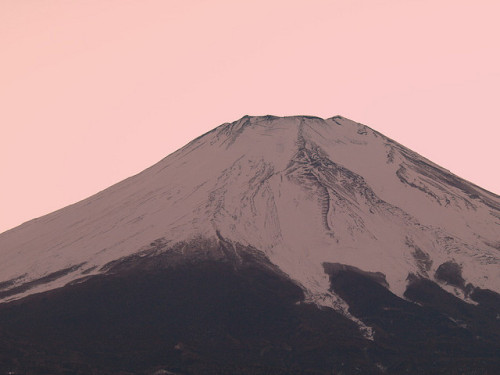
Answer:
[0,115,498,305]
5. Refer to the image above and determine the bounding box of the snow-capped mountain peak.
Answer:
[0,115,498,308]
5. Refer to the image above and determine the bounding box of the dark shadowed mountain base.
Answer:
[0,248,498,375]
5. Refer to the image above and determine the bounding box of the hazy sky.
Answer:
[1,0,499,233]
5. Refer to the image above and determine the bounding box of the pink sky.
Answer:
[1,0,499,233]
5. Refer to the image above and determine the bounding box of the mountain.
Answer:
[0,115,499,374]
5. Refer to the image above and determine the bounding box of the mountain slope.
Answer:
[0,115,499,374]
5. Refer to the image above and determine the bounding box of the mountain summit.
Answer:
[0,115,499,374]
